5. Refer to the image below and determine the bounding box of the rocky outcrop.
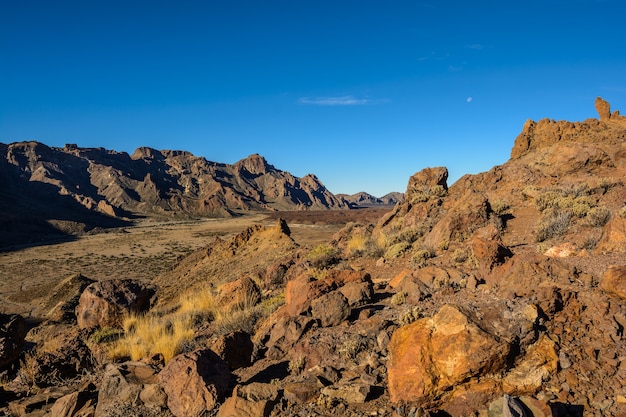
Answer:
[75,279,156,330]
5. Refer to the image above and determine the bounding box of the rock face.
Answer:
[0,144,348,247]
[158,349,232,417]
[0,313,26,369]
[75,279,156,329]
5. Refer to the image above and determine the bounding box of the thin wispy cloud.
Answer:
[467,44,485,50]
[298,96,387,106]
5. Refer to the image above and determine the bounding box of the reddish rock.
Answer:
[600,265,626,299]
[158,349,232,417]
[471,226,512,273]
[285,274,333,316]
[75,279,156,329]
[310,291,350,327]
[339,281,374,307]
[211,331,254,370]
[388,270,430,304]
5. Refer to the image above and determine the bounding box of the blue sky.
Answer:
[1,1,625,197]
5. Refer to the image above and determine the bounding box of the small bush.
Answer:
[91,327,122,344]
[338,337,364,361]
[399,306,423,326]
[409,249,433,267]
[534,191,563,211]
[619,206,626,218]
[535,210,572,242]
[572,202,592,218]
[384,242,411,260]
[587,206,611,227]
[307,244,341,269]
[452,248,469,263]
[288,355,305,375]
[390,292,407,306]
[490,199,510,215]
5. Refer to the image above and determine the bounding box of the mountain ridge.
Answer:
[0,143,350,247]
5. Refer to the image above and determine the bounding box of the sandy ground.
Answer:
[1,210,387,316]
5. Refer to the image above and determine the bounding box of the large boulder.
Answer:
[158,349,232,417]
[387,304,511,405]
[75,279,156,329]
[0,313,26,369]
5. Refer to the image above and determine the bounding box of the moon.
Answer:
[466,97,473,103]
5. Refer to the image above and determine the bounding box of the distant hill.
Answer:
[0,143,347,247]
[337,191,404,207]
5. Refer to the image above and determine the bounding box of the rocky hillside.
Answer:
[337,191,404,207]
[0,144,347,247]
[2,97,626,417]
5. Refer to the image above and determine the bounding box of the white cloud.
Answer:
[298,96,386,106]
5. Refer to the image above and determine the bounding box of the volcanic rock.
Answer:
[75,279,156,330]
[158,349,232,417]
[387,304,510,404]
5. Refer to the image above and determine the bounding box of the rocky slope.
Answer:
[0,144,347,248]
[1,97,626,417]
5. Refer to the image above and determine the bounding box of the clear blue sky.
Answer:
[1,1,625,197]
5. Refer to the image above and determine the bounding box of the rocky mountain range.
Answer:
[0,144,353,248]
[1,97,626,417]
[337,191,404,207]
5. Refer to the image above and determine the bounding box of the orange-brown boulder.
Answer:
[388,305,510,405]
[284,274,332,316]
[600,265,626,299]
[471,226,513,273]
[158,349,232,417]
[75,279,156,330]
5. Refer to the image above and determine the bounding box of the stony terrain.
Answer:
[1,97,626,417]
